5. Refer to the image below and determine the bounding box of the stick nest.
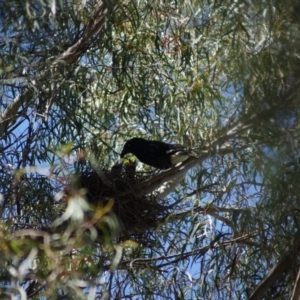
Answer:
[77,161,171,242]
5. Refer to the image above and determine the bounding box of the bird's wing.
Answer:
[141,141,171,157]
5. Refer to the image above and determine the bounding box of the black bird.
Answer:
[120,137,197,169]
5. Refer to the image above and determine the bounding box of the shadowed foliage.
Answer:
[1,0,300,299]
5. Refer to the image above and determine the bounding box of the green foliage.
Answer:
[1,0,300,298]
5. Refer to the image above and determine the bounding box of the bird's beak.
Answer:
[120,150,127,158]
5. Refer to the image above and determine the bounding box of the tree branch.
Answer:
[0,1,119,136]
[248,235,300,300]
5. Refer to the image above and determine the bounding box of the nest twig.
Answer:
[77,161,171,241]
